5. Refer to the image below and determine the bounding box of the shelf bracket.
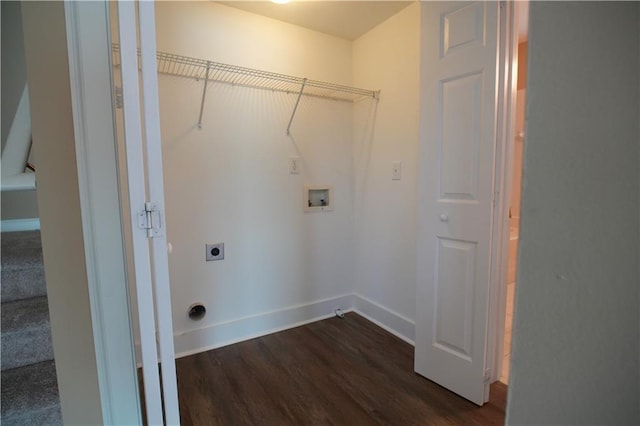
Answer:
[286,78,307,135]
[197,61,211,129]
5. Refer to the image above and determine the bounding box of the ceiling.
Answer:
[216,1,529,43]
[217,1,414,40]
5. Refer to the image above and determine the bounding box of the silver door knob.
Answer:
[440,214,448,222]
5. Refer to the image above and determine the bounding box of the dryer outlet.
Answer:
[206,243,224,261]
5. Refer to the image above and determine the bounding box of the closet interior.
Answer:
[111,0,421,358]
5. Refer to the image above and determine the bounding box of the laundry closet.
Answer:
[112,1,421,358]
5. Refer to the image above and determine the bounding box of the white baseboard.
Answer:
[137,292,414,361]
[173,293,354,358]
[1,218,40,232]
[352,293,415,345]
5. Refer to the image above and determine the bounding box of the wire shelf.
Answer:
[111,44,379,103]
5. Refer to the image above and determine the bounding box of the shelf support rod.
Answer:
[197,61,211,129]
[287,78,307,135]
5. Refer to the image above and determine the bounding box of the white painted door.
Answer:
[117,1,180,423]
[415,1,500,405]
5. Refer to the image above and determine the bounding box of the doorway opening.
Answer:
[500,1,528,385]
[110,0,527,418]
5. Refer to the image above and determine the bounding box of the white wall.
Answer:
[507,2,639,424]
[154,2,352,85]
[21,2,103,424]
[352,3,420,340]
[151,2,358,354]
[1,1,27,151]
[1,1,39,223]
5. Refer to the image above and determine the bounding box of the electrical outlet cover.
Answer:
[392,161,402,180]
[289,156,300,174]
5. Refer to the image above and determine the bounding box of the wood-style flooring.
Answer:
[173,313,506,425]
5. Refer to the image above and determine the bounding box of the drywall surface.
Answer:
[1,1,27,151]
[1,1,39,222]
[21,2,103,424]
[352,3,420,331]
[151,2,356,350]
[507,2,639,424]
[154,2,352,85]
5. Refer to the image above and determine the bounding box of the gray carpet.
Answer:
[1,232,46,303]
[1,231,62,425]
[1,296,54,370]
[1,361,62,425]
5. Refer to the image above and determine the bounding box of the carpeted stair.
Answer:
[1,230,62,425]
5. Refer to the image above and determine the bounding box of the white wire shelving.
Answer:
[111,44,379,132]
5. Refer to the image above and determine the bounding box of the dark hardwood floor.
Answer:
[173,313,506,425]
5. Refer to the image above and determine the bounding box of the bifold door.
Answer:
[415,1,500,405]
[116,1,180,423]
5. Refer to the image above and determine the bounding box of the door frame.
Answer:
[64,1,142,423]
[62,0,520,419]
[116,1,181,423]
[488,0,521,383]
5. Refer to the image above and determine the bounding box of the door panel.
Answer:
[440,72,482,201]
[116,3,164,423]
[138,2,180,424]
[116,0,180,423]
[442,2,485,56]
[435,238,476,361]
[415,1,499,406]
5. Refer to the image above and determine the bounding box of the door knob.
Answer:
[440,214,449,222]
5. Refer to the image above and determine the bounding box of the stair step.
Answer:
[1,360,62,426]
[1,231,47,303]
[1,231,42,252]
[1,264,46,303]
[1,297,54,371]
[1,246,43,269]
[1,232,60,425]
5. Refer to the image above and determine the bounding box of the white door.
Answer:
[415,1,500,405]
[117,1,180,423]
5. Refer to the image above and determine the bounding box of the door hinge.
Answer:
[115,86,123,109]
[484,368,492,383]
[137,202,164,238]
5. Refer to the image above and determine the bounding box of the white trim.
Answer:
[173,294,354,358]
[1,172,36,192]
[489,0,519,384]
[64,2,142,424]
[117,1,164,424]
[137,2,180,423]
[165,293,416,359]
[353,293,415,345]
[0,218,40,232]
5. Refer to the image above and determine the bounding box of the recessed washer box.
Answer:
[304,185,333,212]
